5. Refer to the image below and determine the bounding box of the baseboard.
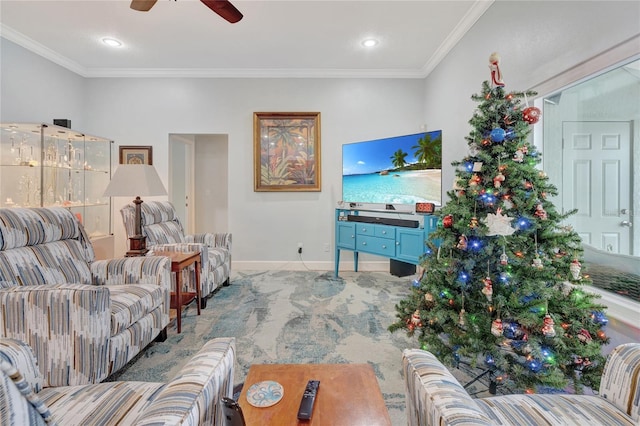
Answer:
[233,260,391,272]
[582,284,640,334]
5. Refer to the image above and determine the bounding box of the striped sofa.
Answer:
[0,207,172,386]
[402,343,640,425]
[121,201,232,303]
[0,336,236,425]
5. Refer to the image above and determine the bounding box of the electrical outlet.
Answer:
[297,242,303,254]
[323,243,330,252]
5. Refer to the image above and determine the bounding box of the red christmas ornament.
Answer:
[443,214,453,228]
[523,106,541,124]
[406,309,422,331]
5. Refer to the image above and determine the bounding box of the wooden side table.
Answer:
[154,250,201,333]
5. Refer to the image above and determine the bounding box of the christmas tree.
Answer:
[389,53,609,394]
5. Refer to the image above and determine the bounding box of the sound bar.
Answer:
[347,215,419,228]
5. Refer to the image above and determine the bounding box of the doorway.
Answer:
[169,134,229,235]
[542,58,640,256]
[169,134,195,233]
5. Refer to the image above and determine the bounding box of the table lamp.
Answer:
[103,164,167,256]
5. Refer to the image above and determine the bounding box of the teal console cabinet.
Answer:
[334,208,437,277]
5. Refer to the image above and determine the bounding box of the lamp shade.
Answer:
[103,164,167,197]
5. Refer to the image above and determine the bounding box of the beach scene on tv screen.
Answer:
[342,130,442,206]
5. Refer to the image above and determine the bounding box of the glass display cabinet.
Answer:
[0,122,112,241]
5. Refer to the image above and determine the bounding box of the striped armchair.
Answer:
[402,343,640,425]
[121,201,232,303]
[0,207,172,386]
[0,336,236,426]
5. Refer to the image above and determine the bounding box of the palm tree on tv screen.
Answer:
[413,133,442,169]
[390,149,408,170]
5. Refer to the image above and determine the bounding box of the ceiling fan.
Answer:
[130,0,243,24]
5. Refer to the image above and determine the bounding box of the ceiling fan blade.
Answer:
[200,0,243,23]
[130,0,158,12]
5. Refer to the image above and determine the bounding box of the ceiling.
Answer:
[0,0,493,78]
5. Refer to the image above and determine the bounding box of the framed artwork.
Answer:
[253,112,321,192]
[119,145,153,165]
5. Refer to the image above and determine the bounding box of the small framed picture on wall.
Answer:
[119,145,153,165]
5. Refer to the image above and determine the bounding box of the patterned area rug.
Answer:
[108,270,490,425]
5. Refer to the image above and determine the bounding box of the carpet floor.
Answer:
[109,270,491,425]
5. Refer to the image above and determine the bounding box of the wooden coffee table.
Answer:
[238,363,391,425]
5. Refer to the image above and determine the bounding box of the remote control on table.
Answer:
[297,380,320,420]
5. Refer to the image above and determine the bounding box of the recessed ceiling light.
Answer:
[102,37,123,48]
[362,38,379,48]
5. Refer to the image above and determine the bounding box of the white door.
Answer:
[562,121,632,254]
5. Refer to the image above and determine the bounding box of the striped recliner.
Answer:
[0,207,172,386]
[121,201,232,302]
[0,336,236,426]
[402,342,640,425]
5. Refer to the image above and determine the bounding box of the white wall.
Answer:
[423,0,640,199]
[79,77,427,265]
[0,39,86,128]
[1,1,639,270]
[194,134,228,234]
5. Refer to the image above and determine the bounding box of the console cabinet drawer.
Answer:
[357,235,396,257]
[356,224,395,239]
[375,226,395,239]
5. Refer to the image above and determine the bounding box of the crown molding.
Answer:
[421,0,494,77]
[0,23,88,77]
[83,67,427,79]
[1,1,494,80]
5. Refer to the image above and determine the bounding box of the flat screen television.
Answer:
[342,130,442,207]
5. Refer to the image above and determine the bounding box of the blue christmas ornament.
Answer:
[411,279,420,287]
[591,311,609,326]
[490,128,506,143]
[516,216,533,230]
[503,322,519,339]
[485,354,495,366]
[464,162,474,172]
[521,293,540,304]
[481,193,497,205]
[505,127,516,140]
